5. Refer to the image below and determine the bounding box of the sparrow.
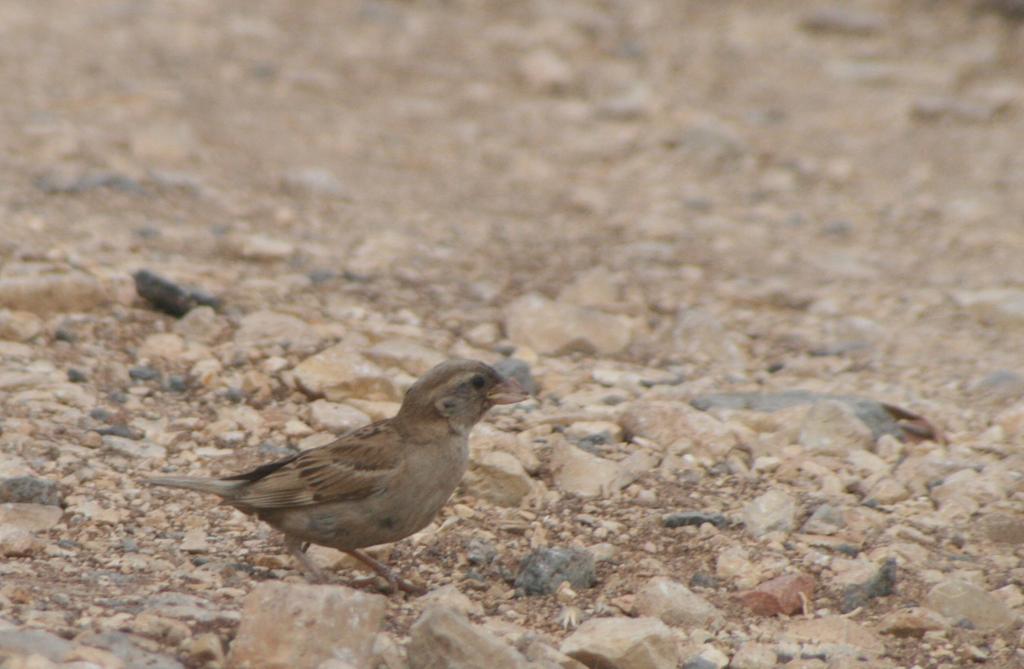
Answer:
[146,358,528,594]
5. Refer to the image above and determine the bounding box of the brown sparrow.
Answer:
[147,359,528,593]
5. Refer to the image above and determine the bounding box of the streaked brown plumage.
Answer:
[147,359,527,593]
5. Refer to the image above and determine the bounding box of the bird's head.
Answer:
[396,359,528,436]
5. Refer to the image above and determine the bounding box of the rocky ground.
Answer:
[1,1,1023,668]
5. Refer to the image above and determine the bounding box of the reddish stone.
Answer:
[737,573,816,616]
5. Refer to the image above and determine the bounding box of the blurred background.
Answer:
[1,1,1022,392]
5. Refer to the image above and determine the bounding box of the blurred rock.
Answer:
[691,392,907,441]
[0,310,43,341]
[800,7,887,35]
[953,289,1024,327]
[505,294,636,356]
[743,489,797,537]
[620,401,736,456]
[783,616,885,658]
[74,631,183,669]
[634,577,724,630]
[663,512,728,529]
[968,369,1024,403]
[738,573,815,616]
[0,525,42,557]
[234,310,319,350]
[364,339,446,376]
[837,559,897,612]
[981,512,1024,544]
[560,617,678,669]
[227,583,386,669]
[798,400,874,454]
[493,358,539,396]
[730,642,777,669]
[465,450,534,507]
[347,232,415,275]
[801,504,844,535]
[0,477,61,507]
[308,400,370,434]
[172,305,228,344]
[877,607,949,638]
[408,606,528,669]
[519,49,574,93]
[103,435,166,460]
[133,270,220,318]
[0,628,75,662]
[550,440,619,498]
[419,585,482,617]
[0,503,63,531]
[515,547,595,596]
[184,633,225,667]
[0,274,108,314]
[924,580,1015,631]
[293,345,399,401]
[280,167,347,197]
[681,645,728,669]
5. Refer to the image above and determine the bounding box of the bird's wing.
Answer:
[225,420,402,510]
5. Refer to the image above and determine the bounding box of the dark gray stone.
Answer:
[0,476,62,507]
[841,558,897,612]
[515,547,595,596]
[664,511,728,529]
[133,269,221,318]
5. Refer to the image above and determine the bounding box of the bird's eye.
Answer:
[471,374,486,389]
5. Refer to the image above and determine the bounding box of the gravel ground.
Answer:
[1,1,1023,668]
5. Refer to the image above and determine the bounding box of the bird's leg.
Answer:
[285,536,327,583]
[342,549,425,595]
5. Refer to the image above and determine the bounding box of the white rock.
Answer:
[408,606,529,669]
[730,642,777,669]
[505,293,636,356]
[173,306,228,344]
[0,504,63,532]
[419,585,483,617]
[0,525,42,556]
[560,617,679,669]
[364,339,446,376]
[464,450,534,507]
[139,333,187,360]
[308,400,370,433]
[925,580,1015,632]
[234,310,320,350]
[232,234,294,261]
[634,577,724,630]
[227,583,386,669]
[281,167,346,197]
[953,288,1024,327]
[0,310,43,342]
[550,440,619,499]
[743,489,798,538]
[619,401,737,457]
[347,232,415,275]
[293,345,399,402]
[519,49,574,93]
[559,268,623,308]
[798,400,874,454]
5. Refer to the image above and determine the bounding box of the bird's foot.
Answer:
[285,537,328,583]
[343,549,426,596]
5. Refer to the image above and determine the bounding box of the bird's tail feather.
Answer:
[145,476,242,498]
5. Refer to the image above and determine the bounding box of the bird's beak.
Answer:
[487,377,529,405]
